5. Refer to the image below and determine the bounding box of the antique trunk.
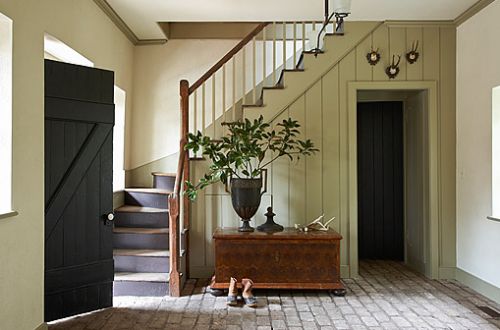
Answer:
[211,228,345,292]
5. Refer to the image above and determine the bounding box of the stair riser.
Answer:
[114,212,169,228]
[153,175,175,191]
[113,233,169,250]
[113,281,169,297]
[125,191,169,208]
[114,255,170,273]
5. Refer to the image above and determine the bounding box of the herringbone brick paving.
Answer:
[49,261,500,329]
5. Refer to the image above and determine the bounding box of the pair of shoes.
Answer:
[227,277,258,307]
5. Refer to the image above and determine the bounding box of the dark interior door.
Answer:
[357,101,404,260]
[44,60,115,321]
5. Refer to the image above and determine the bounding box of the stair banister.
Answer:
[188,23,268,94]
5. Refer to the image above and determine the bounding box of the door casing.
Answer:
[347,81,439,279]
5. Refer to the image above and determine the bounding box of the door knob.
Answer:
[105,213,115,221]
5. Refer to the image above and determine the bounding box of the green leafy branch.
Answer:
[184,115,319,201]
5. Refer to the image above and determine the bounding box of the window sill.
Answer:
[487,216,500,223]
[0,211,18,220]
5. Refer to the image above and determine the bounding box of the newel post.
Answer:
[169,80,190,297]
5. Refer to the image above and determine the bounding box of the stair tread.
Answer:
[113,227,169,234]
[115,205,168,213]
[263,85,284,90]
[283,68,305,72]
[115,272,170,282]
[114,249,170,257]
[242,103,264,108]
[151,172,176,177]
[125,188,172,194]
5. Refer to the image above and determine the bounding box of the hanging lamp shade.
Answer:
[330,0,352,14]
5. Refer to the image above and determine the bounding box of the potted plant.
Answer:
[185,116,318,232]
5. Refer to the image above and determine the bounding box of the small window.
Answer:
[492,86,500,219]
[0,13,13,215]
[44,33,93,67]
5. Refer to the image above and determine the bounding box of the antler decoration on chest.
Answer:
[385,54,401,79]
[406,40,420,64]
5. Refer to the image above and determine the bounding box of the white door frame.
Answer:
[347,81,439,279]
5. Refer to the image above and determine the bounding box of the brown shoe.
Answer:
[226,277,238,306]
[241,278,257,307]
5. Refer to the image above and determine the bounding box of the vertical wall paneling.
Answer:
[190,163,206,270]
[271,110,290,226]
[422,27,440,81]
[189,22,456,278]
[288,96,307,226]
[355,36,373,81]
[372,25,389,80]
[322,67,341,234]
[305,81,323,220]
[406,28,423,80]
[388,27,407,81]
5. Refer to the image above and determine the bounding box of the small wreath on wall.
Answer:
[385,54,401,79]
[366,48,381,66]
[406,40,420,64]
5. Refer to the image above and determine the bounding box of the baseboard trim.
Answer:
[35,322,48,330]
[439,266,456,279]
[456,268,500,304]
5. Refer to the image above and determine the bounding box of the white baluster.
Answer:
[293,22,297,67]
[212,74,216,138]
[193,89,197,134]
[232,56,236,122]
[222,64,226,133]
[272,22,277,84]
[302,22,306,51]
[202,82,206,135]
[242,46,246,106]
[263,27,267,87]
[282,22,286,70]
[252,36,256,104]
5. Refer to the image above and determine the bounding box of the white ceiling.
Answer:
[106,0,478,40]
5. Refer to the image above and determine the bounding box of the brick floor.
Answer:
[49,261,500,329]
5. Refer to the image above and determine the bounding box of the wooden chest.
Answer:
[211,228,345,293]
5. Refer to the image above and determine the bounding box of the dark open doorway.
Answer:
[357,101,404,260]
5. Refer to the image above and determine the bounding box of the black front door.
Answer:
[357,101,404,260]
[44,60,115,321]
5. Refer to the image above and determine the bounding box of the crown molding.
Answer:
[454,0,495,26]
[385,20,455,28]
[93,0,167,46]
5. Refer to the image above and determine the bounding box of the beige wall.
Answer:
[0,1,134,329]
[457,0,500,293]
[190,22,456,279]
[130,39,240,170]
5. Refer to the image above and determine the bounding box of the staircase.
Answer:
[113,173,175,296]
[119,19,367,297]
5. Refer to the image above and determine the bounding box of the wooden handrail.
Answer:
[188,22,269,94]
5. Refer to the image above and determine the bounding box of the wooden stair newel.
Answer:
[169,79,190,297]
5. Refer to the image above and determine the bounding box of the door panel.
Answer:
[44,60,115,322]
[357,101,404,260]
